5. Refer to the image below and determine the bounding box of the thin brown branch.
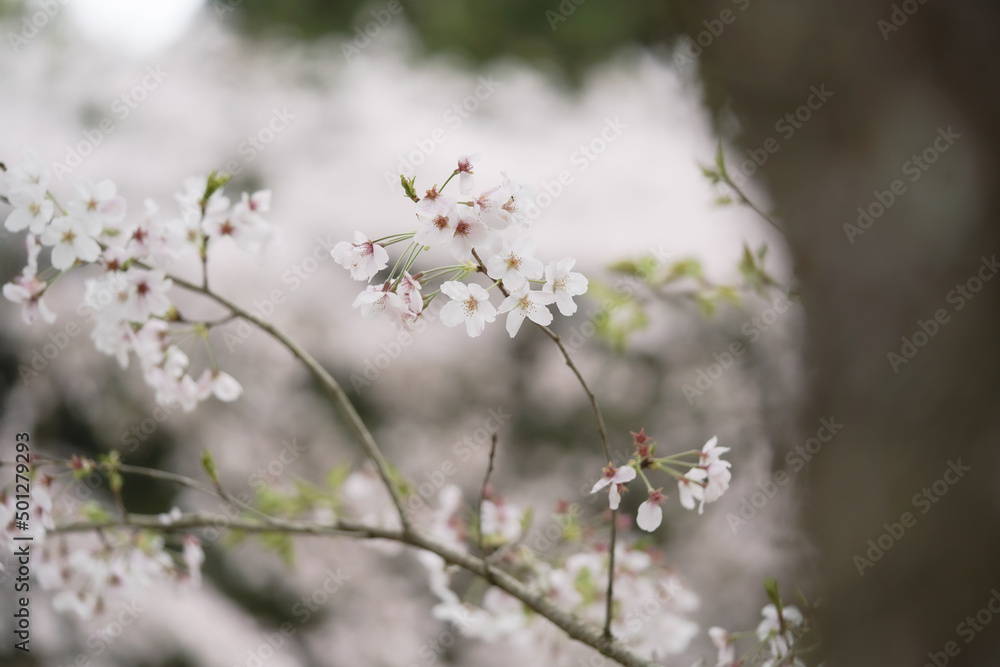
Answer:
[477,432,499,563]
[470,248,619,639]
[52,511,662,667]
[165,272,413,534]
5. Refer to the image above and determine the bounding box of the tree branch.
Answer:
[52,511,662,667]
[469,248,619,639]
[164,272,413,534]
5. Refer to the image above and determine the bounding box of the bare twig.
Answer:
[477,432,499,561]
[470,248,619,638]
[720,174,786,235]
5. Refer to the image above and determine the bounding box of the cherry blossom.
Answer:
[332,231,390,281]
[677,466,708,512]
[497,173,534,228]
[415,186,456,219]
[126,199,188,263]
[473,183,512,229]
[352,284,409,325]
[205,189,274,253]
[196,369,243,402]
[709,626,736,666]
[40,214,102,270]
[183,536,205,586]
[439,280,496,337]
[590,463,636,510]
[486,236,543,290]
[456,153,480,194]
[67,179,127,235]
[3,185,54,234]
[497,283,556,337]
[3,234,55,324]
[414,207,456,247]
[756,604,805,664]
[542,257,589,316]
[480,497,523,545]
[3,149,49,193]
[449,208,489,260]
[636,488,665,532]
[121,268,173,322]
[396,271,424,316]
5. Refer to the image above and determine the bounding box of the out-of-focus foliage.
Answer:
[231,0,682,80]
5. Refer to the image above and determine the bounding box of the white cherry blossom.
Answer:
[486,236,543,291]
[497,283,555,337]
[449,208,488,260]
[40,214,101,270]
[590,463,636,510]
[677,467,708,512]
[636,489,665,532]
[332,231,390,281]
[3,235,55,324]
[543,257,589,316]
[439,280,496,337]
[456,153,480,194]
[4,185,54,234]
[67,179,127,236]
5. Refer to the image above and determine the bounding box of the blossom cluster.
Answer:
[1,468,204,621]
[591,431,732,531]
[331,154,589,337]
[337,466,702,660]
[1,150,270,409]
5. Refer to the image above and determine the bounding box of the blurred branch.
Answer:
[52,510,661,667]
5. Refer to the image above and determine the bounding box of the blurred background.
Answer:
[1,1,997,666]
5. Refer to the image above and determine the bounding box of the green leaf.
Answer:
[201,450,219,484]
[81,501,110,522]
[764,577,783,612]
[400,174,418,201]
[699,164,722,184]
[259,532,296,566]
[325,463,351,493]
[714,139,728,178]
[203,170,231,203]
[664,258,703,284]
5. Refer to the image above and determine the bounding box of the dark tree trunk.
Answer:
[677,1,1000,664]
